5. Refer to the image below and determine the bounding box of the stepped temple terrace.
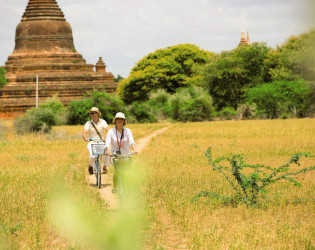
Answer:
[0,0,117,113]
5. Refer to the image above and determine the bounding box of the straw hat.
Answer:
[88,107,102,116]
[112,112,127,124]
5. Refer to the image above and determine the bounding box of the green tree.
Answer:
[118,44,213,104]
[114,74,124,83]
[247,80,312,118]
[0,67,7,88]
[270,29,315,81]
[202,42,272,110]
[170,86,213,122]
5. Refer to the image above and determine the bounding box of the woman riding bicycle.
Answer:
[82,107,109,175]
[105,112,138,193]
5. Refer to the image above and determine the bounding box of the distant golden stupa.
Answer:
[0,0,117,113]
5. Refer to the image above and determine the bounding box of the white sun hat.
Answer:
[88,107,102,116]
[112,112,127,124]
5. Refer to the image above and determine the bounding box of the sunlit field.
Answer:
[139,119,315,249]
[0,119,314,249]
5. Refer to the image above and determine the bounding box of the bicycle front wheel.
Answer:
[97,156,102,189]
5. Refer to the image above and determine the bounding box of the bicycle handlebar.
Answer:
[89,138,104,142]
[111,152,133,157]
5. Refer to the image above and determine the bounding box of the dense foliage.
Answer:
[247,80,312,119]
[0,67,7,89]
[169,86,213,122]
[199,29,315,117]
[14,97,64,134]
[118,44,213,104]
[201,42,272,110]
[270,29,315,82]
[66,91,126,125]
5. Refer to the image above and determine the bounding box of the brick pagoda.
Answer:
[0,0,117,113]
[239,30,250,46]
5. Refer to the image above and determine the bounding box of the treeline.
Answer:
[118,29,315,121]
[7,29,315,133]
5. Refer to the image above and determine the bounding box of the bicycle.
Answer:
[110,152,133,206]
[90,138,106,189]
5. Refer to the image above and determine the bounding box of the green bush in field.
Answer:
[147,89,172,120]
[38,95,65,125]
[170,86,213,122]
[14,108,59,134]
[87,90,127,123]
[218,107,237,120]
[66,91,126,125]
[66,98,93,125]
[128,101,157,123]
[14,97,65,134]
[247,80,312,119]
[203,147,315,206]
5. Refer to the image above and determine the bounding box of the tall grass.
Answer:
[0,119,314,248]
[0,121,159,248]
[140,119,315,249]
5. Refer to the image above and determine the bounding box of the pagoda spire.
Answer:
[246,32,250,45]
[21,0,66,22]
[239,30,250,46]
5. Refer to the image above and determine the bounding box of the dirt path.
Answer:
[88,126,168,210]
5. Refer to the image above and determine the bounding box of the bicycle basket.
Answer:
[91,144,106,155]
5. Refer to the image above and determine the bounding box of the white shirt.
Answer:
[105,127,136,154]
[84,119,108,141]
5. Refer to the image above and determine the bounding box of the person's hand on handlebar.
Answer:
[106,148,112,156]
[131,143,138,155]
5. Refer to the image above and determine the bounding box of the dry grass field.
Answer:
[0,118,314,249]
[139,119,315,249]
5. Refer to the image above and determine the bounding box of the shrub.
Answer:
[218,107,237,120]
[203,147,315,206]
[247,80,312,118]
[39,95,65,125]
[170,86,213,122]
[128,101,157,123]
[66,99,93,125]
[14,108,59,134]
[66,91,127,125]
[87,91,127,123]
[147,90,172,121]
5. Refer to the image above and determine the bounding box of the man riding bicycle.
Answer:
[82,107,109,175]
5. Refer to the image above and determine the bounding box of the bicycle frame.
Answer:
[90,139,106,189]
[110,153,133,204]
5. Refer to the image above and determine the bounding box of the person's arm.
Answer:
[131,143,138,155]
[82,129,90,142]
[128,129,138,155]
[103,120,109,133]
[105,126,109,133]
[105,130,112,155]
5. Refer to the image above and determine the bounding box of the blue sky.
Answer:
[0,0,313,77]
